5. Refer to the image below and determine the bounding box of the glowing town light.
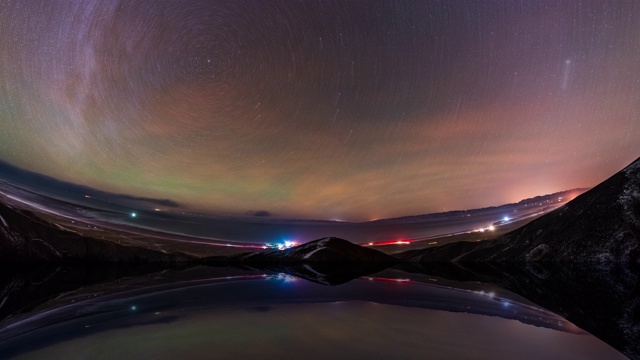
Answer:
[488,225,495,231]
[363,240,413,246]
[130,212,137,218]
[265,240,298,251]
[503,216,510,222]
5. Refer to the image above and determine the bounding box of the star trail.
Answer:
[1,1,639,221]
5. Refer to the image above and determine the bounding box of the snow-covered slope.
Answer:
[230,237,397,263]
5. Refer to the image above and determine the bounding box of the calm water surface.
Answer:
[0,268,626,360]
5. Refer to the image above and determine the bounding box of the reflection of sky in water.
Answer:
[0,275,625,359]
[9,303,624,360]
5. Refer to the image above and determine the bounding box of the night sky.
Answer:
[1,1,639,221]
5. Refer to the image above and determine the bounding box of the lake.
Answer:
[0,264,631,359]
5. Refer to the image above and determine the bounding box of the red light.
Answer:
[366,239,413,246]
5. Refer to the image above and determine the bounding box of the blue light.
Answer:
[131,212,137,218]
[265,240,298,250]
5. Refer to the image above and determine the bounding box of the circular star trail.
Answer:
[1,1,640,220]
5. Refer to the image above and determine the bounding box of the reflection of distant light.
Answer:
[269,273,297,282]
[365,277,412,284]
[474,290,496,299]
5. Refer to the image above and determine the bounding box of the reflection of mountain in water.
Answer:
[238,262,392,286]
[0,265,576,340]
[402,262,640,360]
[1,263,638,358]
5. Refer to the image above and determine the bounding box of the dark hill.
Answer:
[398,156,640,263]
[226,237,397,263]
[0,200,191,263]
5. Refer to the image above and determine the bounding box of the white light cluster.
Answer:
[471,225,495,233]
[265,240,298,250]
